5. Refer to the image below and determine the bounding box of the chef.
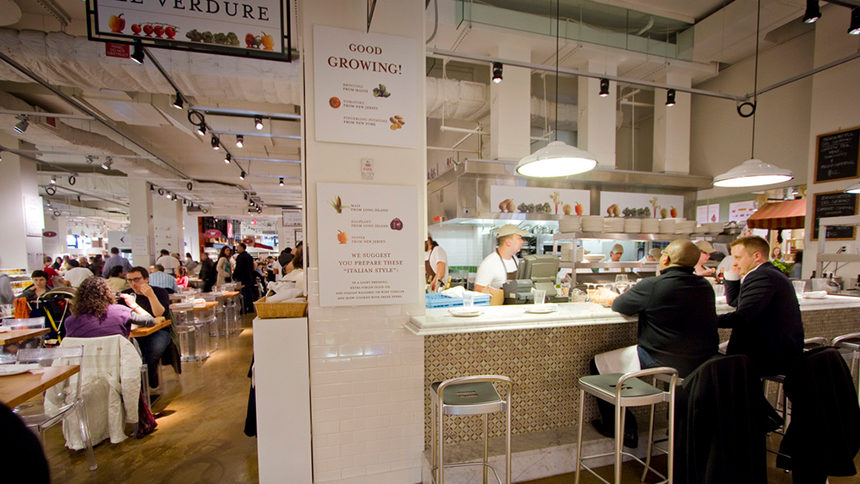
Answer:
[424,236,448,291]
[609,243,624,262]
[474,224,527,303]
[693,240,716,276]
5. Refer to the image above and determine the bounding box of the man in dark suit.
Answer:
[612,238,719,377]
[718,236,804,378]
[232,243,257,313]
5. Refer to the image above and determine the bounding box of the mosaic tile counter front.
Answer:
[423,306,860,448]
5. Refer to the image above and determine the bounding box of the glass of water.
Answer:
[615,274,629,294]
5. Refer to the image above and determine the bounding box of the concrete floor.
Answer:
[43,314,259,483]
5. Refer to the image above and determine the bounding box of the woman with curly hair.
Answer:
[65,276,155,338]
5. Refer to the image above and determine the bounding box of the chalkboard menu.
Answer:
[815,127,859,182]
[812,191,858,240]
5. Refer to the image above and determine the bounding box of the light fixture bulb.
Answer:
[225,152,231,164]
[599,78,610,97]
[279,177,284,186]
[211,135,220,150]
[50,176,56,184]
[240,171,246,180]
[13,115,29,134]
[713,158,794,187]
[254,116,263,130]
[236,135,244,148]
[803,0,820,23]
[197,124,206,136]
[849,8,860,35]
[846,182,860,194]
[666,89,676,107]
[491,62,503,84]
[101,156,113,170]
[172,93,183,109]
[516,141,598,178]
[131,41,145,64]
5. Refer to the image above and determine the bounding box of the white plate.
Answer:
[802,291,828,299]
[525,304,558,314]
[0,365,33,376]
[449,308,482,317]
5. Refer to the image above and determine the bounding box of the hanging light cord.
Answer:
[555,0,560,142]
[751,0,761,158]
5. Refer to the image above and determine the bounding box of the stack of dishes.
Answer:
[560,243,576,262]
[604,217,625,233]
[583,253,605,263]
[641,218,659,233]
[624,218,642,233]
[692,224,707,234]
[704,222,724,233]
[582,215,603,232]
[659,218,677,234]
[559,216,582,233]
[675,220,696,234]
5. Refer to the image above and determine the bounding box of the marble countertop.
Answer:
[406,295,860,336]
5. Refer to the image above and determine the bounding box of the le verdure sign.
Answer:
[86,0,291,61]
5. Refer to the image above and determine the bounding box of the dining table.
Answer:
[0,328,50,346]
[129,319,172,338]
[0,365,80,408]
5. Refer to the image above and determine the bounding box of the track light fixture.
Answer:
[131,40,145,64]
[101,156,113,170]
[157,188,165,196]
[50,176,56,185]
[599,78,610,97]
[257,207,262,214]
[69,175,76,185]
[211,135,220,150]
[85,155,95,164]
[492,62,503,84]
[254,116,263,130]
[225,152,231,164]
[803,0,821,23]
[197,124,206,136]
[13,114,29,134]
[236,135,244,148]
[243,193,248,200]
[279,177,284,186]
[164,191,171,199]
[666,89,676,107]
[187,182,193,191]
[0,150,3,162]
[850,8,860,35]
[172,92,184,109]
[239,171,246,180]
[249,200,255,207]
[45,186,56,196]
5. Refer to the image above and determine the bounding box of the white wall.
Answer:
[0,133,43,272]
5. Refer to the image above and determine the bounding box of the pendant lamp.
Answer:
[846,182,860,194]
[516,0,597,178]
[714,0,793,188]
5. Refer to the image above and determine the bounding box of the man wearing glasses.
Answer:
[122,266,181,389]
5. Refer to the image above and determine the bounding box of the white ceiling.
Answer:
[0,0,823,219]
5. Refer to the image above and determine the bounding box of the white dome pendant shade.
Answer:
[846,182,860,194]
[515,141,598,178]
[713,158,794,188]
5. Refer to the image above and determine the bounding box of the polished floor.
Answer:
[43,314,259,483]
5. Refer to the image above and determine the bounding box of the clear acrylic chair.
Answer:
[15,346,98,471]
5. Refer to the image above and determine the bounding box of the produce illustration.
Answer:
[517,202,552,213]
[670,207,678,218]
[563,203,572,215]
[575,203,583,215]
[550,192,562,214]
[373,84,391,98]
[390,218,403,230]
[498,198,515,213]
[389,115,405,130]
[108,14,125,33]
[128,22,180,39]
[185,29,238,45]
[329,97,341,109]
[337,230,347,244]
[329,196,345,213]
[621,207,652,218]
[241,32,274,50]
[606,203,621,217]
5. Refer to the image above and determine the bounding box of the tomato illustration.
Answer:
[153,25,164,38]
[574,203,584,216]
[337,230,347,244]
[329,97,341,109]
[131,24,141,35]
[165,26,176,39]
[143,24,153,36]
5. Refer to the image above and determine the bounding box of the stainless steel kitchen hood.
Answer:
[427,159,713,225]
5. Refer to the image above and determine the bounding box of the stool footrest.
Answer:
[579,451,667,484]
[431,461,503,484]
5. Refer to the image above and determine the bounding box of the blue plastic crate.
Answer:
[425,292,490,308]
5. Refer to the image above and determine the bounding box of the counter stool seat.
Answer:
[576,367,678,484]
[430,375,512,484]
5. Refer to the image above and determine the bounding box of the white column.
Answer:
[152,194,183,257]
[577,60,617,169]
[652,72,692,173]
[296,2,426,483]
[127,179,154,266]
[183,210,199,258]
[490,45,531,161]
[0,134,43,272]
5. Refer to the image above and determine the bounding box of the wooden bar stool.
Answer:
[575,367,678,484]
[430,375,512,484]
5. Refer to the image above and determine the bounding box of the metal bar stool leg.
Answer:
[642,402,657,482]
[431,392,438,484]
[482,413,489,484]
[615,402,624,484]
[438,394,445,484]
[575,388,585,484]
[667,386,675,483]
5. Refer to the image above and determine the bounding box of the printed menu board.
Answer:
[316,182,418,307]
[815,127,859,182]
[313,25,418,147]
[729,200,756,223]
[812,191,857,240]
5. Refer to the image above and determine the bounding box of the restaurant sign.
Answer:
[85,0,291,61]
[316,182,418,307]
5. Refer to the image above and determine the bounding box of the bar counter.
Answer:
[408,295,860,459]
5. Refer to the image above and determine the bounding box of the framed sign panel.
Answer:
[85,0,291,61]
[815,127,859,183]
[812,191,858,240]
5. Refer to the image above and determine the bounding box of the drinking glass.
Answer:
[533,289,546,305]
[614,274,629,293]
[462,292,474,308]
[792,280,806,296]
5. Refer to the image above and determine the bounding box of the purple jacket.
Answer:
[65,304,135,338]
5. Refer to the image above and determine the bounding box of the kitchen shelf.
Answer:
[559,261,660,269]
[553,232,693,243]
[817,254,860,263]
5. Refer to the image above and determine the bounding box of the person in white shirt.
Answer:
[474,224,527,301]
[424,237,449,291]
[155,249,181,276]
[63,259,94,288]
[609,243,624,262]
[693,240,716,276]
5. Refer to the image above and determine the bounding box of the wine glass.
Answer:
[614,274,629,293]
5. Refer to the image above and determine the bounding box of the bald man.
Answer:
[612,239,719,376]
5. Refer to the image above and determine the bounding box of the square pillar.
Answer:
[577,60,617,169]
[653,72,692,173]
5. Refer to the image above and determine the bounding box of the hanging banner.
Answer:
[316,182,418,307]
[313,25,418,147]
[86,0,291,61]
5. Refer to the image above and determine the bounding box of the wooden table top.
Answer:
[170,301,219,312]
[216,291,240,298]
[0,328,50,345]
[0,365,79,408]
[130,318,171,338]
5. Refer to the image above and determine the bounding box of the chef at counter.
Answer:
[474,224,527,304]
[424,236,448,291]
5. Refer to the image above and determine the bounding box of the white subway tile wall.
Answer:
[306,267,425,483]
[430,225,486,267]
